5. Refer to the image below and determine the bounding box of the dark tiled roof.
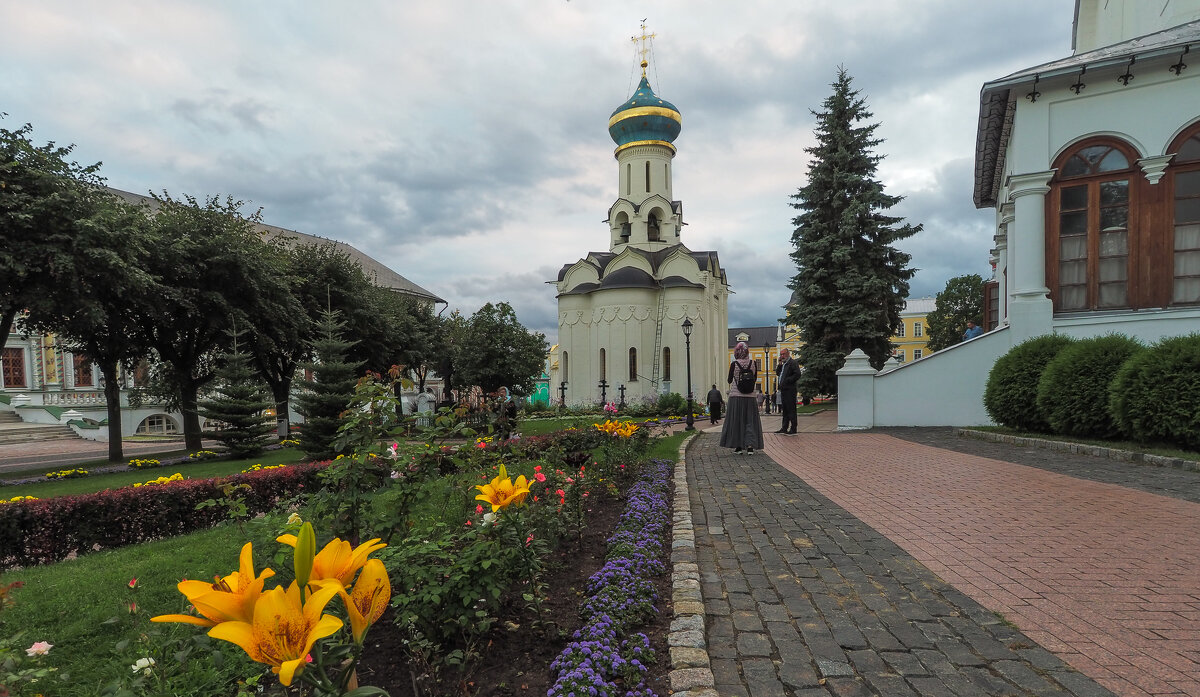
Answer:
[727,326,780,349]
[105,187,444,303]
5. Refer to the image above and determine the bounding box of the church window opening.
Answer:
[648,212,660,242]
[137,414,178,435]
[1,348,27,389]
[626,164,631,195]
[662,347,671,381]
[645,161,651,193]
[1048,139,1137,312]
[1172,125,1200,304]
[628,347,637,381]
[562,351,568,382]
[73,354,94,387]
[599,348,606,382]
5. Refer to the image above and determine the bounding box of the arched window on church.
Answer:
[645,161,651,193]
[648,212,660,242]
[1170,122,1200,305]
[562,351,568,382]
[626,163,631,195]
[628,347,637,381]
[662,347,671,381]
[599,348,606,382]
[1048,138,1138,311]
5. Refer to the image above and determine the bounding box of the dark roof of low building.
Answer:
[105,187,444,303]
[727,326,780,349]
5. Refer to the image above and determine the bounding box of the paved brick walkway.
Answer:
[687,411,1200,697]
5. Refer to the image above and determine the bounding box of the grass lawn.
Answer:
[0,448,307,499]
[0,522,271,696]
[518,416,607,436]
[968,427,1200,463]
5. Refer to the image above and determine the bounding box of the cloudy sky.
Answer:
[1,1,1077,343]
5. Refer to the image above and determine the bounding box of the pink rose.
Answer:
[26,641,53,657]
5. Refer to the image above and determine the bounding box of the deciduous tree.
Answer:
[925,274,985,352]
[452,302,547,396]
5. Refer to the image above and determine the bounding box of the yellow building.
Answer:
[726,297,937,387]
[890,297,936,364]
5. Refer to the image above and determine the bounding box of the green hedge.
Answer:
[1036,334,1143,439]
[984,334,1076,432]
[1109,333,1200,450]
[0,462,327,570]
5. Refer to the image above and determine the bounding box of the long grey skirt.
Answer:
[719,395,764,450]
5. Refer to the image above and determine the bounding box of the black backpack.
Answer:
[735,362,755,394]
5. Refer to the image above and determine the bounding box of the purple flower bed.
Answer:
[548,458,672,697]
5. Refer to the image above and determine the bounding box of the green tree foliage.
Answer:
[983,334,1075,432]
[785,69,919,397]
[137,192,300,451]
[295,309,362,460]
[199,331,274,458]
[452,302,548,396]
[925,274,985,352]
[1036,334,1143,439]
[1109,333,1200,449]
[27,194,156,462]
[0,122,103,350]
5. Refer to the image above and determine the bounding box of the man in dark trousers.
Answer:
[774,348,800,434]
[706,384,724,424]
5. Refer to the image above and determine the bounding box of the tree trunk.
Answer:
[271,379,291,440]
[101,360,124,462]
[180,379,203,451]
[0,306,17,356]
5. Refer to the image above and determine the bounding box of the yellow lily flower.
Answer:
[209,581,343,686]
[276,534,386,587]
[474,463,530,512]
[152,543,273,627]
[325,558,391,644]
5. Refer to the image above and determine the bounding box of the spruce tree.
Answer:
[786,68,919,397]
[295,308,362,460]
[199,332,274,459]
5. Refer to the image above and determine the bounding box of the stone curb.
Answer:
[667,432,715,695]
[956,428,1200,473]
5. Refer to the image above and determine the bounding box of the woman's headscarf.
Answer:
[734,342,749,360]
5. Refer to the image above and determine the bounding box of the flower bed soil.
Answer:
[355,490,674,697]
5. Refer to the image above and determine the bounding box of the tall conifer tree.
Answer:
[199,330,273,458]
[295,308,362,460]
[786,68,919,397]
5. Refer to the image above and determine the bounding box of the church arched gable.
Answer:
[560,262,601,292]
[658,249,701,279]
[604,248,655,276]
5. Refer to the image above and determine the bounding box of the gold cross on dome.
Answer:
[631,20,655,77]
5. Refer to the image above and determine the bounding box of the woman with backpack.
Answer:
[719,342,764,455]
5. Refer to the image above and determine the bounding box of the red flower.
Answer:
[128,577,138,589]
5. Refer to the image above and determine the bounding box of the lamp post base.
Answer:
[685,397,695,431]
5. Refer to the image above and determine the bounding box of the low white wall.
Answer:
[838,326,1012,428]
[1052,307,1200,343]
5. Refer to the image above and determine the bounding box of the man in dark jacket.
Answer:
[706,384,724,424]
[774,349,800,434]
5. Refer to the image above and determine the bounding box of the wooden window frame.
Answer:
[1047,138,1142,312]
[1168,122,1200,306]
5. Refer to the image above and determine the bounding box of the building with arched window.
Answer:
[551,40,730,406]
[839,0,1200,428]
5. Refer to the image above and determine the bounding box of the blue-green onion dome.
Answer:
[608,75,682,154]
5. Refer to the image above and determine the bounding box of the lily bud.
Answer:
[294,522,317,590]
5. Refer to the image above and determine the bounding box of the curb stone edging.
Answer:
[956,428,1200,473]
[668,432,716,696]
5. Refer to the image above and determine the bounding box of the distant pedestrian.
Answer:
[963,320,983,340]
[775,348,800,435]
[706,384,724,424]
[755,387,765,414]
[719,342,764,454]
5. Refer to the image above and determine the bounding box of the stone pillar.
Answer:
[836,349,876,430]
[996,204,1013,325]
[1005,171,1055,343]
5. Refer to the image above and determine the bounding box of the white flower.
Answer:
[25,641,53,656]
[131,657,156,675]
[482,512,497,527]
[286,512,303,526]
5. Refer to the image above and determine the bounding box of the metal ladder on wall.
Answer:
[649,292,666,392]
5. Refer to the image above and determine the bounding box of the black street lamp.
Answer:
[763,342,771,414]
[682,317,694,431]
[558,380,568,408]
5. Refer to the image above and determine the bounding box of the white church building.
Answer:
[839,0,1200,428]
[551,51,730,407]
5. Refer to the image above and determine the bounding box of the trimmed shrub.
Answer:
[984,334,1076,431]
[654,392,686,415]
[1036,334,1143,439]
[0,462,327,570]
[1109,333,1200,450]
